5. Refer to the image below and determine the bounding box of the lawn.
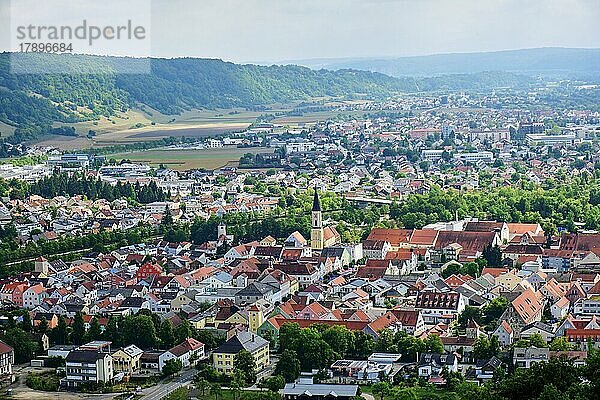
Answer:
[112,147,274,171]
[165,387,278,400]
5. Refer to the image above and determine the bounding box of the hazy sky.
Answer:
[1,0,599,62]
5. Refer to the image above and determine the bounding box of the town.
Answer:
[0,0,599,397]
[0,83,599,400]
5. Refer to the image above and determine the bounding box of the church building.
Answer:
[310,189,341,250]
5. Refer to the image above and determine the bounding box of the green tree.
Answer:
[499,356,580,400]
[71,312,86,345]
[372,381,392,400]
[159,319,175,349]
[162,205,174,226]
[583,348,600,393]
[162,358,182,377]
[350,330,376,359]
[2,327,38,363]
[103,316,123,347]
[275,349,301,383]
[458,307,482,328]
[194,376,211,396]
[211,383,222,400]
[230,378,243,400]
[537,384,568,400]
[376,329,396,353]
[473,335,499,360]
[21,312,32,332]
[321,325,354,358]
[86,317,102,342]
[549,337,574,351]
[234,350,257,384]
[394,331,425,362]
[424,334,444,354]
[482,297,509,326]
[123,315,158,349]
[529,333,547,348]
[52,315,69,345]
[174,320,193,344]
[483,245,502,267]
[278,323,302,353]
[259,375,285,392]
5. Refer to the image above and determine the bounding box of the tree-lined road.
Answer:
[141,369,197,400]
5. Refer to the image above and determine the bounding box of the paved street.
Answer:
[141,369,198,400]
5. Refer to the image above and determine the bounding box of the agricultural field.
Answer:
[111,146,274,171]
[29,101,358,151]
[33,108,262,150]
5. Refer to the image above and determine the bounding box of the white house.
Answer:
[493,320,514,347]
[158,338,205,372]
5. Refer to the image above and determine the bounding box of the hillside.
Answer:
[287,47,600,79]
[0,53,534,145]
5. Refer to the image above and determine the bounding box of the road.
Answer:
[256,354,278,381]
[141,369,197,400]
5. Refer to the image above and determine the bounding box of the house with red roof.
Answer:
[224,241,259,264]
[415,292,466,324]
[0,340,14,377]
[391,308,425,336]
[159,337,205,372]
[501,288,544,332]
[366,228,413,249]
[23,284,47,309]
[566,328,600,350]
[493,320,514,347]
[136,263,163,281]
[1,282,28,307]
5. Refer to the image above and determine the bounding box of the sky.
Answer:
[1,0,599,62]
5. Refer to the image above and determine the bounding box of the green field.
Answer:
[32,101,368,151]
[0,121,16,137]
[112,147,274,171]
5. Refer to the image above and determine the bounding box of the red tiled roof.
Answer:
[512,288,543,324]
[409,230,439,246]
[385,248,415,260]
[481,267,509,277]
[391,308,419,327]
[435,231,496,253]
[367,228,412,246]
[0,340,13,355]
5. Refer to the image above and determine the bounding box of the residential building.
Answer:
[212,332,269,375]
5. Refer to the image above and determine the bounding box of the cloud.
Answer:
[1,0,598,61]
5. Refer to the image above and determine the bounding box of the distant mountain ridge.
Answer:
[281,48,600,79]
[0,52,536,145]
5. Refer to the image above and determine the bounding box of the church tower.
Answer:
[311,189,324,250]
[34,256,49,276]
[248,304,264,333]
[218,222,227,238]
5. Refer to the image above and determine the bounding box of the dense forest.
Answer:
[390,175,600,234]
[0,53,537,144]
[4,173,167,204]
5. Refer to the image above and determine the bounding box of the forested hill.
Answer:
[290,47,600,80]
[0,52,533,144]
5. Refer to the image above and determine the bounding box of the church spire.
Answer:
[312,188,321,212]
